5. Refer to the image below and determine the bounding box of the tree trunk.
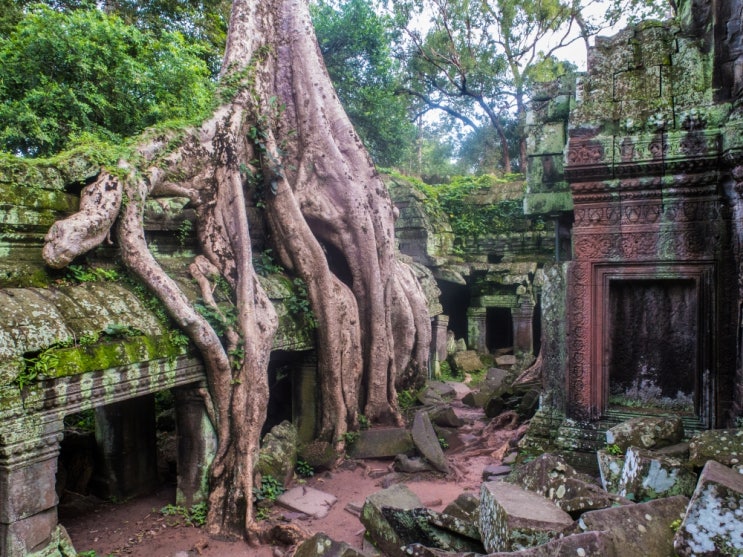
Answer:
[42,0,431,540]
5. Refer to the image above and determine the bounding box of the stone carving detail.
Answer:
[567,139,606,165]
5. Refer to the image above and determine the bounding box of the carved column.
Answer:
[173,385,216,507]
[430,315,449,364]
[512,300,535,356]
[466,307,487,352]
[0,417,64,557]
[293,353,318,444]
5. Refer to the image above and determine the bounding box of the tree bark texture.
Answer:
[42,0,431,540]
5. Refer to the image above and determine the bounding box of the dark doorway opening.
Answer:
[486,307,513,353]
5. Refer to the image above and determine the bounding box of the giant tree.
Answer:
[41,0,431,540]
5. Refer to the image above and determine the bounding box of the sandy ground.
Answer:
[63,402,516,556]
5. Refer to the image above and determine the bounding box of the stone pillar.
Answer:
[430,315,449,364]
[0,417,64,557]
[173,385,216,508]
[467,307,487,352]
[293,353,318,444]
[92,395,157,500]
[512,300,535,355]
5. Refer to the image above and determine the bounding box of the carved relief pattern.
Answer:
[573,229,714,260]
[573,200,721,228]
[567,261,592,419]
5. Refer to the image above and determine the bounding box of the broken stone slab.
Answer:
[450,351,485,374]
[575,495,689,557]
[617,446,698,502]
[276,485,337,519]
[486,367,509,385]
[483,464,512,481]
[479,480,574,553]
[421,381,458,402]
[294,532,371,557]
[404,530,616,557]
[347,428,414,459]
[597,449,625,493]
[688,428,743,468]
[412,410,449,473]
[380,507,485,554]
[606,416,684,452]
[360,484,423,557]
[507,453,628,514]
[443,381,472,400]
[495,354,516,367]
[673,459,743,557]
[257,420,297,485]
[428,405,466,428]
[442,492,480,526]
[394,454,434,473]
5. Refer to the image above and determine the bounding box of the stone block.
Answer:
[606,416,684,451]
[442,492,480,525]
[360,484,422,557]
[427,406,465,428]
[479,481,573,553]
[449,351,484,374]
[617,447,698,502]
[576,495,689,557]
[257,421,297,485]
[347,428,414,459]
[495,355,517,367]
[688,428,743,468]
[380,507,484,554]
[411,410,449,473]
[294,532,369,557]
[674,460,743,557]
[0,457,59,523]
[597,449,625,493]
[0,507,58,557]
[277,486,337,519]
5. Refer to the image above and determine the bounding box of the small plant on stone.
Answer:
[606,443,623,456]
[253,475,285,502]
[670,518,682,532]
[438,436,449,450]
[358,414,369,430]
[295,458,314,478]
[398,388,420,410]
[255,506,271,521]
[341,431,360,447]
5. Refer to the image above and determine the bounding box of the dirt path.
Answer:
[64,400,517,556]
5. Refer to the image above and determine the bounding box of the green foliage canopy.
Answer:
[311,0,416,168]
[0,4,215,156]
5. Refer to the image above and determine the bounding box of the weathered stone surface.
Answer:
[380,507,484,554]
[421,381,457,402]
[277,486,337,519]
[360,484,423,557]
[516,389,540,420]
[674,460,743,557]
[257,421,297,484]
[442,492,480,526]
[393,455,433,473]
[479,480,573,553]
[442,381,471,400]
[484,396,505,418]
[449,351,484,374]
[688,428,743,468]
[576,495,689,557]
[606,417,684,452]
[298,440,338,470]
[405,530,616,556]
[507,453,626,514]
[347,428,414,459]
[617,447,698,502]
[427,405,466,428]
[412,410,449,473]
[294,532,370,557]
[483,464,511,480]
[495,355,516,367]
[597,449,625,493]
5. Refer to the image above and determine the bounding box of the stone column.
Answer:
[430,315,449,364]
[0,417,64,557]
[173,385,216,508]
[467,307,487,352]
[92,395,157,500]
[293,353,318,444]
[512,300,535,355]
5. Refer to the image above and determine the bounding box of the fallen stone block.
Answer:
[347,428,414,459]
[442,492,480,526]
[257,420,297,484]
[688,428,743,468]
[597,448,625,493]
[674,459,743,557]
[617,447,698,502]
[428,405,466,428]
[576,495,689,557]
[606,416,684,452]
[294,532,371,557]
[479,480,573,553]
[450,351,484,374]
[443,381,472,400]
[360,484,423,557]
[508,453,628,514]
[412,410,449,473]
[495,354,517,367]
[405,530,616,556]
[380,507,484,554]
[276,485,337,519]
